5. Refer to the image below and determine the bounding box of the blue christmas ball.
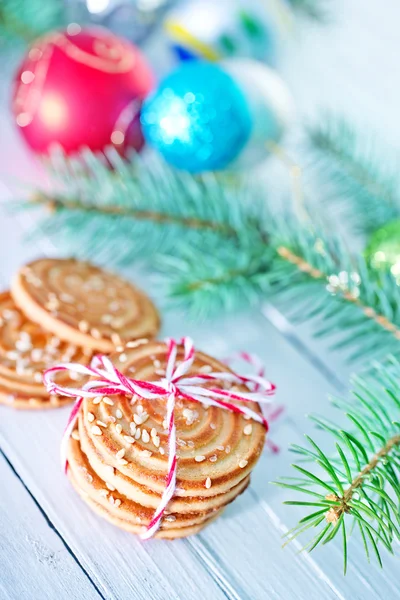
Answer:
[140,62,253,173]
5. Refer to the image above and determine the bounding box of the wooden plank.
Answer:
[0,450,100,600]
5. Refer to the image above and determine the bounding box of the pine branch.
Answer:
[275,360,400,572]
[0,0,65,47]
[307,114,400,235]
[23,148,266,266]
[20,148,400,363]
[163,213,400,362]
[32,191,237,237]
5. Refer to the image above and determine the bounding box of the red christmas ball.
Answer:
[11,25,155,155]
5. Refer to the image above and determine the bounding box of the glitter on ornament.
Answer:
[140,62,253,173]
[12,27,155,155]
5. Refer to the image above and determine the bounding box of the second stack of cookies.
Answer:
[0,257,160,409]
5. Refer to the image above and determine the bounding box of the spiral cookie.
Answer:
[66,340,266,538]
[0,291,92,409]
[11,258,160,352]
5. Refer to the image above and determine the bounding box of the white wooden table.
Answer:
[1,2,399,598]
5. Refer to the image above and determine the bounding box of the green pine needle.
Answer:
[307,113,400,235]
[276,360,400,572]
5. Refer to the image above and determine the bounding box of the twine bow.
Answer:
[44,337,275,539]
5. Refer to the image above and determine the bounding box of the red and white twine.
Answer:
[44,337,275,539]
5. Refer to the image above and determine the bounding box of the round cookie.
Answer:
[0,291,92,409]
[11,258,160,352]
[65,339,266,538]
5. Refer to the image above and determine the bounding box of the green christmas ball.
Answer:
[365,220,400,277]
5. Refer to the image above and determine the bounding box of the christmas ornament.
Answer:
[12,25,155,155]
[66,0,173,45]
[223,58,294,168]
[365,220,400,278]
[140,61,253,172]
[140,59,293,173]
[163,0,292,64]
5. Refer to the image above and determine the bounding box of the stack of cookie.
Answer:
[67,340,266,538]
[0,258,160,409]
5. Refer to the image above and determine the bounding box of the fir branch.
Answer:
[275,360,400,571]
[0,0,65,47]
[23,148,266,265]
[20,149,400,362]
[32,191,237,237]
[163,213,400,362]
[307,114,400,235]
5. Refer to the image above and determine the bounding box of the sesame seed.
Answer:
[162,419,168,430]
[153,359,161,368]
[205,477,212,489]
[210,423,216,430]
[99,489,109,497]
[124,435,135,444]
[119,353,127,363]
[142,429,150,443]
[239,459,248,469]
[216,445,224,451]
[195,455,206,462]
[105,465,115,477]
[101,314,113,324]
[209,455,217,462]
[114,499,122,508]
[91,328,101,339]
[244,424,253,435]
[106,482,116,491]
[153,436,160,448]
[97,420,108,428]
[134,428,141,439]
[108,495,115,505]
[33,372,42,383]
[91,425,102,436]
[243,414,251,420]
[71,430,80,441]
[116,424,122,434]
[93,396,102,405]
[116,449,125,459]
[103,397,114,406]
[133,414,141,425]
[117,458,128,465]
[116,409,123,419]
[126,338,148,348]
[130,422,137,434]
[78,320,89,333]
[140,450,152,457]
[87,412,95,422]
[111,333,122,346]
[199,364,212,373]
[159,447,165,455]
[151,428,157,438]
[137,405,144,415]
[225,445,231,454]
[165,515,176,522]
[187,440,195,448]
